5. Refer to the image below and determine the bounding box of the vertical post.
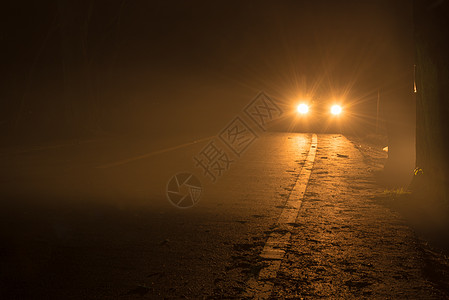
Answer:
[376,89,380,134]
[413,64,417,93]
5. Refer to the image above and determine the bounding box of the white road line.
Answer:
[96,136,213,169]
[245,133,318,299]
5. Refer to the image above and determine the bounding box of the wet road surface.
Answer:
[0,133,448,299]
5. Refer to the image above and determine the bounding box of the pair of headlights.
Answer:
[297,104,342,115]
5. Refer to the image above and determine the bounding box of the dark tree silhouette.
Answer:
[413,0,449,204]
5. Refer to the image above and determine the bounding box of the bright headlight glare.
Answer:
[331,105,342,115]
[297,103,309,114]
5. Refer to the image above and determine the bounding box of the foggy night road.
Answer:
[0,133,447,299]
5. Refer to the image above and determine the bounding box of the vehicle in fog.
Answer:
[292,97,345,133]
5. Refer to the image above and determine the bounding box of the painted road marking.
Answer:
[96,136,213,169]
[245,133,318,299]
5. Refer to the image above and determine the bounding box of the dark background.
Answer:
[0,0,414,145]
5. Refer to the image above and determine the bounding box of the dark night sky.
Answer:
[0,0,413,141]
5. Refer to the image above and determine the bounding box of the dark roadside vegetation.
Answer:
[350,134,449,297]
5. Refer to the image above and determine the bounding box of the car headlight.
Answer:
[330,105,342,115]
[297,103,309,114]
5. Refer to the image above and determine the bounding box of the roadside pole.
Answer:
[376,89,380,134]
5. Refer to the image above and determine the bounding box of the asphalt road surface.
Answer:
[0,133,448,299]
